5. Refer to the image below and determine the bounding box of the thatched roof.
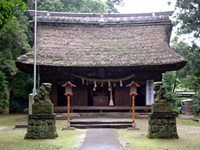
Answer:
[16,11,186,72]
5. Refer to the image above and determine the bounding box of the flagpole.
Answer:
[33,0,37,96]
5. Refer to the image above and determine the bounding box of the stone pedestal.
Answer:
[32,103,53,114]
[147,102,179,139]
[25,114,58,139]
[25,83,58,139]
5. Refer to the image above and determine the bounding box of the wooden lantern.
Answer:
[62,82,76,127]
[127,81,140,127]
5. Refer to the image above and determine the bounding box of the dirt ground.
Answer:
[178,125,200,134]
[0,126,8,130]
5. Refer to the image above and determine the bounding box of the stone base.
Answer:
[25,114,58,139]
[127,127,140,130]
[152,101,173,112]
[62,127,75,130]
[32,103,53,114]
[147,112,178,139]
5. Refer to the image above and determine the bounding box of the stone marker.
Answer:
[147,82,179,139]
[25,83,58,139]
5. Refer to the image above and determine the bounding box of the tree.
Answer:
[0,0,27,29]
[38,0,65,12]
[0,71,9,114]
[175,0,200,38]
[163,71,178,92]
[175,0,200,115]
[106,0,124,13]
[57,0,109,13]
[28,0,123,13]
[168,38,200,115]
[0,0,31,114]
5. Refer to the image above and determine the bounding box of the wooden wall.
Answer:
[114,87,131,106]
[72,86,88,106]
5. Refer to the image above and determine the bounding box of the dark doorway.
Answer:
[135,85,146,106]
[57,85,67,106]
[88,84,110,106]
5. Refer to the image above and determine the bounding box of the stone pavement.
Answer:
[80,129,123,150]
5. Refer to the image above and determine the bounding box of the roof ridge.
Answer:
[29,10,173,25]
[29,10,173,18]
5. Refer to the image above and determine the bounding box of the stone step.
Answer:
[56,112,149,120]
[71,121,132,124]
[70,118,133,129]
[71,123,132,129]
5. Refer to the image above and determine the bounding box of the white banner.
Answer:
[146,80,154,105]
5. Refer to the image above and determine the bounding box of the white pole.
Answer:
[33,0,37,96]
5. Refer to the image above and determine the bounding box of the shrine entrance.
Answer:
[88,84,112,106]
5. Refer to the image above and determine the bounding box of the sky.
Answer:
[117,0,176,13]
[116,0,199,45]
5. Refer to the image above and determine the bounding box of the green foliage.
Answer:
[192,90,200,116]
[175,0,200,38]
[169,37,200,115]
[60,0,109,13]
[38,0,65,12]
[28,0,123,13]
[0,3,31,78]
[12,71,33,98]
[169,38,197,90]
[0,0,27,29]
[0,1,31,114]
[162,71,177,92]
[0,71,9,114]
[106,0,124,13]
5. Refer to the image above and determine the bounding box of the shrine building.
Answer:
[16,11,186,113]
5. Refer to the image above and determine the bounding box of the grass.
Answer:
[0,114,27,126]
[177,118,200,126]
[0,115,84,150]
[117,118,200,150]
[1,114,200,150]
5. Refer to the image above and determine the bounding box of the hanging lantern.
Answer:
[108,86,112,91]
[62,81,76,96]
[93,87,96,91]
[126,81,140,96]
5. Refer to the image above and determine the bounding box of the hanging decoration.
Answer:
[71,73,135,87]
[108,81,111,87]
[108,86,114,106]
[120,80,123,87]
[82,78,84,85]
[101,82,103,87]
[93,87,96,91]
[94,81,97,87]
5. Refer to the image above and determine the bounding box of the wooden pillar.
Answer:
[67,95,71,124]
[131,95,136,127]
